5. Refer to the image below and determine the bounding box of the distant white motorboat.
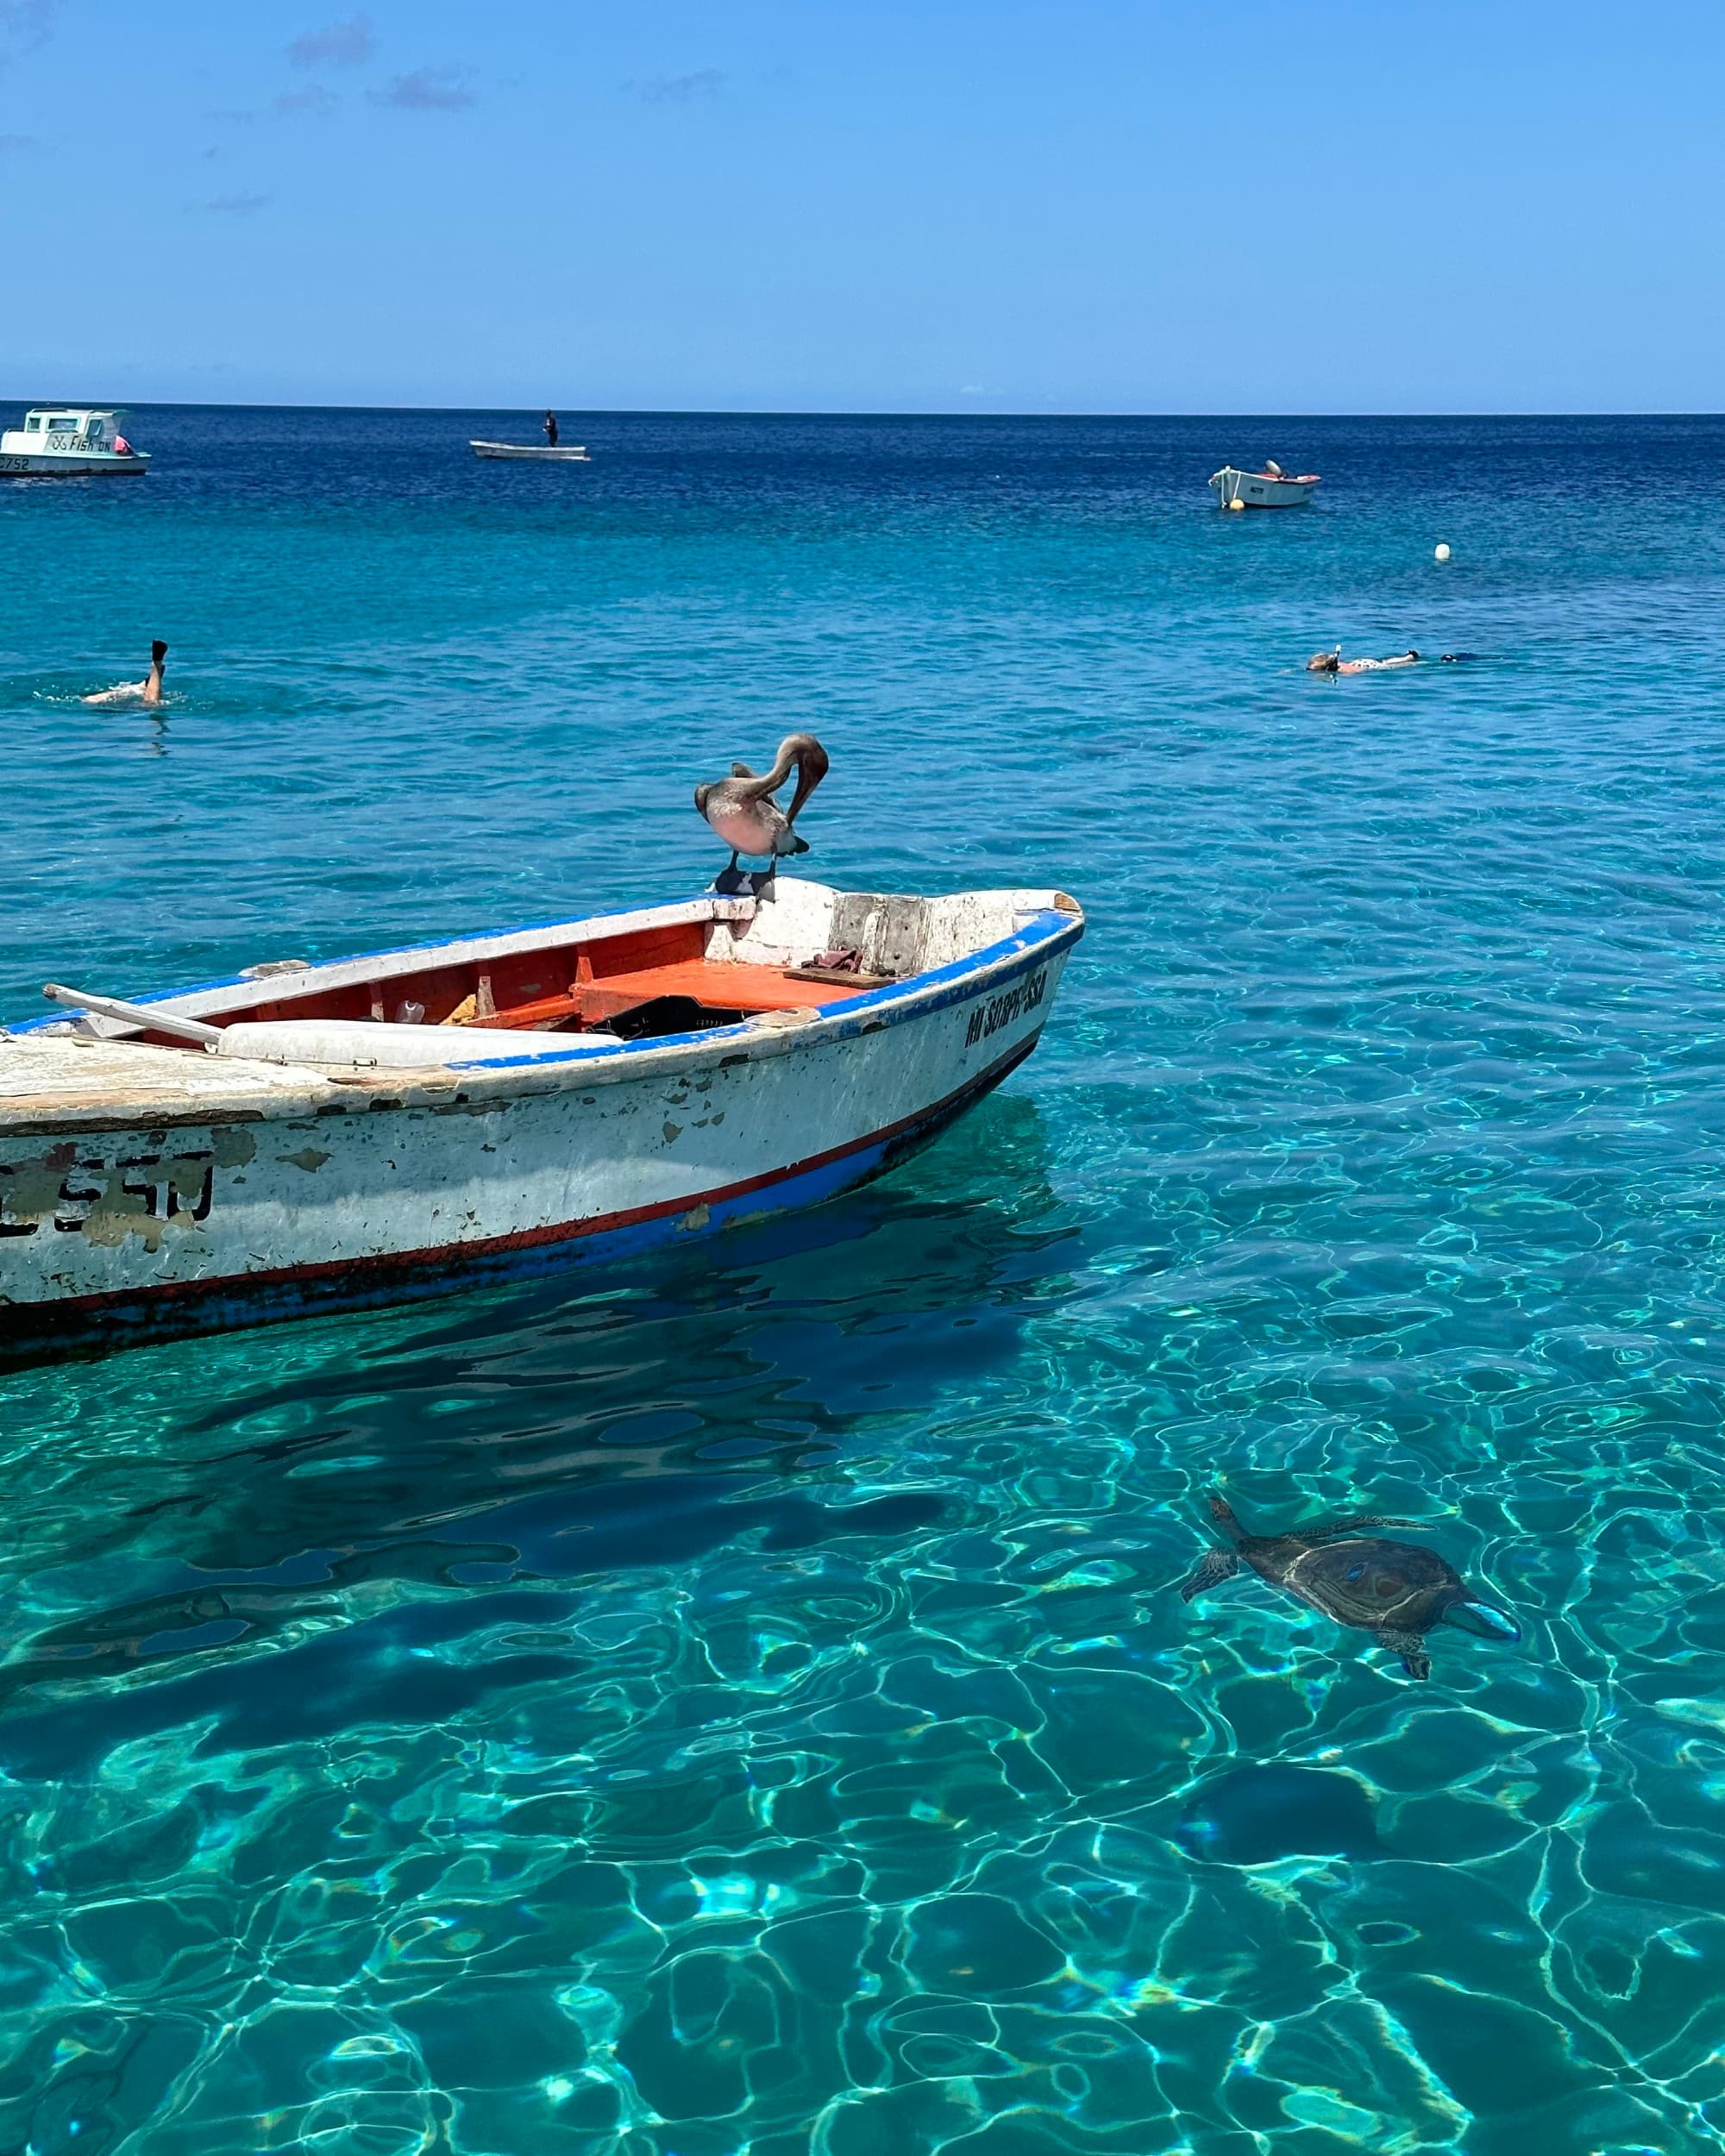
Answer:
[1209,461,1319,508]
[0,407,149,477]
[470,440,591,461]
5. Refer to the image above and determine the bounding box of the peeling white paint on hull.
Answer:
[0,880,1082,1363]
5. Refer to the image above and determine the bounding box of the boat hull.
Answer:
[0,894,1077,1363]
[0,450,150,477]
[1208,467,1317,507]
[470,442,591,461]
[0,1031,1038,1363]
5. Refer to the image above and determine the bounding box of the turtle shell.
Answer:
[1282,1537,1465,1634]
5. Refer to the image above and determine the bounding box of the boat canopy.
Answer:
[22,407,124,432]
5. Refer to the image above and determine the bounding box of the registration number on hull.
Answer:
[0,1148,216,1240]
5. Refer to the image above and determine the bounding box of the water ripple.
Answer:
[3,411,1725,2151]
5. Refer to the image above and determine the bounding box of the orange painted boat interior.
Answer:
[204,919,873,1039]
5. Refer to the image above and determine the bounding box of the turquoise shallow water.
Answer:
[4,410,1725,2152]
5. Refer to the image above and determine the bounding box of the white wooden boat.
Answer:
[0,407,149,477]
[1209,461,1319,508]
[0,878,1083,1363]
[470,440,591,461]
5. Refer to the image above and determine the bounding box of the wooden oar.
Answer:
[42,983,223,1046]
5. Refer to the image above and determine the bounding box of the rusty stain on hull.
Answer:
[278,1147,332,1173]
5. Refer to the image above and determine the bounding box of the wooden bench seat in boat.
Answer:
[205,958,878,1069]
[464,957,868,1032]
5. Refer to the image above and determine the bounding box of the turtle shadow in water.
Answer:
[1180,1490,1521,1681]
[1174,1764,1384,1867]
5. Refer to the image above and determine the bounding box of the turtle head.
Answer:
[1207,1492,1245,1541]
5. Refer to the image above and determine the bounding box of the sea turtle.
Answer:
[1180,1492,1520,1680]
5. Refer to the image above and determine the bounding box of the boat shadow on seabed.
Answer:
[0,1094,1072,1769]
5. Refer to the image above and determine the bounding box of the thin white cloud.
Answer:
[630,68,724,104]
[288,13,374,68]
[274,84,339,116]
[372,66,476,110]
[0,0,62,64]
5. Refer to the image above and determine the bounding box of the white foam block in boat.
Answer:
[216,1020,610,1069]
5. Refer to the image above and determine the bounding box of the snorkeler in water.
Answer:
[83,640,167,708]
[1308,648,1419,674]
[1308,648,1475,674]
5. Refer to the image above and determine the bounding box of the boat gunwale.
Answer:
[0,892,1085,1132]
[443,906,1079,1073]
[1208,466,1320,486]
[5,892,762,1026]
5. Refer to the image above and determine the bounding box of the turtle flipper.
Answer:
[1181,1551,1241,1603]
[1301,1514,1423,1541]
[1375,1627,1431,1680]
[1442,1598,1520,1641]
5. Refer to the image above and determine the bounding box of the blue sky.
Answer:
[2,0,1721,411]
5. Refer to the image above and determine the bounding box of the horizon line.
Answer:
[3,397,1722,421]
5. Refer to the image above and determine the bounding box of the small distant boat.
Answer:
[0,876,1083,1362]
[470,440,591,461]
[1209,461,1319,508]
[0,407,149,478]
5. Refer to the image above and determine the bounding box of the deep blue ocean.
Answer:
[4,407,1725,2154]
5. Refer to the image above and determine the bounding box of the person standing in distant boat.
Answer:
[543,411,559,448]
[83,640,167,707]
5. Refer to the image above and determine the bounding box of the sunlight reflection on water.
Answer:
[3,411,1725,2152]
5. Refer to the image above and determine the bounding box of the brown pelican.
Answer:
[694,733,830,877]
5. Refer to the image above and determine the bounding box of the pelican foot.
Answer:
[712,865,752,895]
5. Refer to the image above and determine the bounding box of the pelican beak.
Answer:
[785,739,831,825]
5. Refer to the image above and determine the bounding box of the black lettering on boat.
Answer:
[39,1151,218,1235]
[120,1160,163,1218]
[0,1164,43,1238]
[55,1167,105,1232]
[964,966,1048,1049]
[173,1164,216,1221]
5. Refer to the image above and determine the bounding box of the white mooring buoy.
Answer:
[1434,542,1452,561]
